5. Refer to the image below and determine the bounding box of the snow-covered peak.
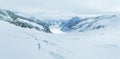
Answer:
[59,15,119,32]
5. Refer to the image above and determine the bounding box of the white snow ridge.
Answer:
[0,9,120,59]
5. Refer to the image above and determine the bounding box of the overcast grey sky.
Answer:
[0,0,120,16]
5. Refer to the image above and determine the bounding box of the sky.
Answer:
[0,0,120,18]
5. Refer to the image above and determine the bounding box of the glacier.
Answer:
[0,9,120,59]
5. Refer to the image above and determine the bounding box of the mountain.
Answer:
[59,15,118,32]
[0,9,118,33]
[60,17,81,31]
[43,20,63,27]
[0,9,51,33]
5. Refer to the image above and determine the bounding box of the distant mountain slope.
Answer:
[60,15,118,32]
[0,9,51,33]
[60,17,81,31]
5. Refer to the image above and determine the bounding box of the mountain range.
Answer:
[0,9,120,59]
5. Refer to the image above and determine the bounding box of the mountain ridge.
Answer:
[0,9,51,33]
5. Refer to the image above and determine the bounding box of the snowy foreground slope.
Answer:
[1,9,120,59]
[0,20,67,59]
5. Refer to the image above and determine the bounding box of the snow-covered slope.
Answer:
[60,15,118,32]
[0,9,51,33]
[1,9,120,59]
[1,19,120,59]
[60,17,81,31]
[0,20,68,59]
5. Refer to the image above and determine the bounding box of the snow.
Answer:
[1,14,120,59]
[50,28,65,34]
[0,21,54,59]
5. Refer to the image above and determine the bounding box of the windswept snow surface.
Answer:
[1,15,120,59]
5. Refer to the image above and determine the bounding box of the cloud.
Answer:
[0,0,120,16]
